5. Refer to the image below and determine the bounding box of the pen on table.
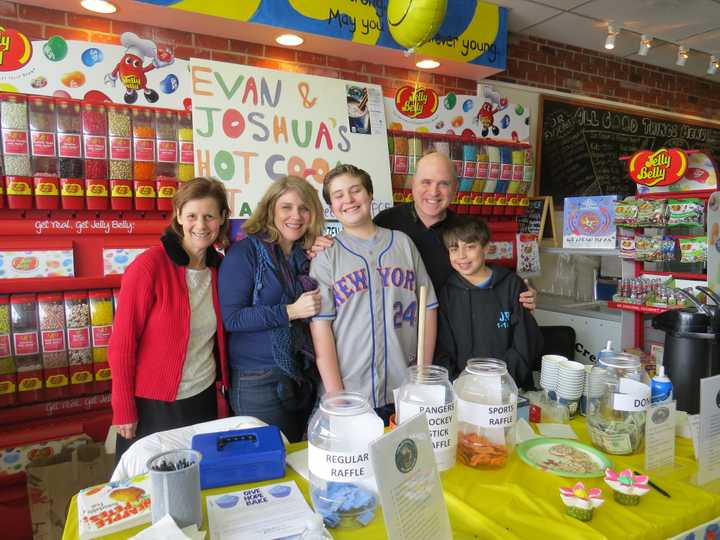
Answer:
[634,470,671,498]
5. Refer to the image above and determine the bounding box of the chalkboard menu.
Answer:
[539,96,720,200]
[518,197,546,236]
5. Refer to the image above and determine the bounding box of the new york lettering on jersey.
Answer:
[333,267,416,306]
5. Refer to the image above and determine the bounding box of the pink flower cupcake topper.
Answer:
[604,469,650,505]
[559,482,604,521]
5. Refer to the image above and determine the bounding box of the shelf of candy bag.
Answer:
[614,194,707,229]
[0,92,195,213]
[0,288,119,411]
[615,195,707,266]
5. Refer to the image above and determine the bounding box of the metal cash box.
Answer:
[191,426,285,489]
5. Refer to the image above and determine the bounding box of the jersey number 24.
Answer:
[393,301,417,328]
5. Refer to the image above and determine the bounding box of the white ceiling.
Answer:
[494,0,720,81]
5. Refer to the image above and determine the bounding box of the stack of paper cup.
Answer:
[540,354,565,392]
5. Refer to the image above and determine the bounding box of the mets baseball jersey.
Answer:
[310,227,438,408]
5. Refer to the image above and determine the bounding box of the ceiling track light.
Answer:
[605,23,619,50]
[708,55,719,75]
[638,35,652,56]
[676,46,689,66]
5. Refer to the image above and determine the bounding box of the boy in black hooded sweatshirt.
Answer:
[435,216,541,388]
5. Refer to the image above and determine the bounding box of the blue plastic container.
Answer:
[191,426,285,489]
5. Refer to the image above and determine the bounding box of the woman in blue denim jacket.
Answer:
[218,176,324,441]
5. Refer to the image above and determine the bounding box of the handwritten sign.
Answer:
[189,59,392,218]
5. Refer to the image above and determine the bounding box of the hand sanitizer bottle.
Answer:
[651,365,673,405]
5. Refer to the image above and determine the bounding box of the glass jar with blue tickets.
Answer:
[307,392,384,530]
[586,352,650,455]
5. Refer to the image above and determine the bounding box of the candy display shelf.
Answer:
[387,129,531,149]
[606,301,679,315]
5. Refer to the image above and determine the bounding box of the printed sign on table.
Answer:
[189,58,392,218]
[562,195,617,250]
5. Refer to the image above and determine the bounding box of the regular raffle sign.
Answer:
[189,58,392,218]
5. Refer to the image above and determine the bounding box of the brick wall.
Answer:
[3,1,720,120]
[494,34,720,120]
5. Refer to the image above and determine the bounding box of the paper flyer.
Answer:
[369,413,451,540]
[206,481,314,540]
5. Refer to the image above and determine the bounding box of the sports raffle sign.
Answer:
[189,58,392,218]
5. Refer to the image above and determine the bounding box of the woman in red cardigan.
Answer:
[109,177,231,461]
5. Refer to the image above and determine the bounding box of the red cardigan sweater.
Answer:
[108,234,229,425]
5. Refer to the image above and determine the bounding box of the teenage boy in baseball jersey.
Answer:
[309,164,438,422]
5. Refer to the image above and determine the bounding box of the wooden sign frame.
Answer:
[520,196,558,246]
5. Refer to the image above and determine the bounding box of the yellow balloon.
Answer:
[388,0,448,50]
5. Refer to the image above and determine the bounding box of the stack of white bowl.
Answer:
[556,360,586,403]
[540,354,565,392]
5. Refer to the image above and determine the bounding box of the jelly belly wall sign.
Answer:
[134,0,507,69]
[385,83,530,142]
[189,58,392,218]
[0,28,188,109]
[632,149,718,195]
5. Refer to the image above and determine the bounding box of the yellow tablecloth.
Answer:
[62,419,720,540]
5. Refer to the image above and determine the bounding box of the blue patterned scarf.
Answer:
[247,235,316,381]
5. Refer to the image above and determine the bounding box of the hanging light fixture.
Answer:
[638,35,652,56]
[605,23,619,50]
[676,46,689,66]
[708,55,719,75]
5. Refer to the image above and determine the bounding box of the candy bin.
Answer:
[587,353,650,455]
[56,99,85,209]
[64,291,93,396]
[82,102,109,210]
[108,104,133,210]
[453,358,518,469]
[396,365,458,471]
[2,93,33,209]
[38,293,69,400]
[132,108,156,210]
[177,111,194,181]
[29,96,59,209]
[156,109,178,179]
[0,296,16,407]
[10,294,43,404]
[308,392,383,530]
[89,290,113,393]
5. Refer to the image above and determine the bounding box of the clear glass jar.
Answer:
[396,365,457,471]
[307,392,383,530]
[453,358,518,469]
[586,352,650,455]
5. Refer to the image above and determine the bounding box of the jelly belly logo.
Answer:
[0,26,32,71]
[629,148,687,187]
[394,86,439,119]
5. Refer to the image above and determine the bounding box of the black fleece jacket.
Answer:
[435,265,541,389]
